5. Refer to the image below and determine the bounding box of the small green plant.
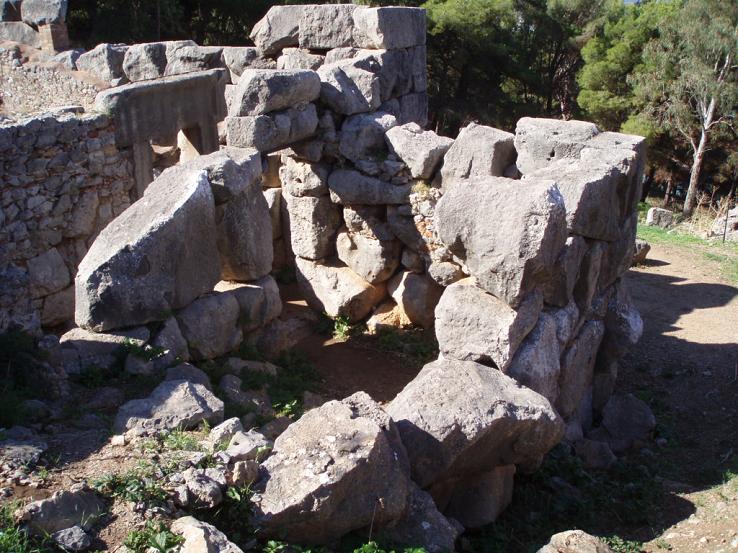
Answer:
[161,429,202,452]
[122,338,167,362]
[332,316,352,341]
[602,536,643,553]
[654,537,672,550]
[124,521,183,553]
[196,485,256,547]
[93,461,169,506]
[0,501,51,553]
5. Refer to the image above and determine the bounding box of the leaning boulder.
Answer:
[253,392,411,544]
[435,177,567,308]
[385,122,453,180]
[434,278,542,370]
[387,358,564,489]
[113,380,224,437]
[295,257,387,322]
[249,5,302,56]
[75,165,220,331]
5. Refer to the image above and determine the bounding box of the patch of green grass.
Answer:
[92,461,170,506]
[0,501,52,553]
[124,521,183,553]
[141,428,203,453]
[603,536,644,553]
[196,485,256,548]
[637,223,738,284]
[122,338,167,362]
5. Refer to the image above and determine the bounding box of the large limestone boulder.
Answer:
[223,47,276,80]
[75,166,220,332]
[439,123,515,188]
[164,42,223,76]
[21,0,67,26]
[556,320,605,420]
[386,358,564,488]
[15,484,106,535]
[537,530,614,553]
[435,177,567,308]
[232,69,321,116]
[249,5,302,56]
[352,6,426,49]
[435,279,542,370]
[299,4,357,49]
[336,230,401,284]
[279,156,329,197]
[122,42,167,82]
[328,169,411,205]
[76,43,128,84]
[226,104,318,152]
[514,117,600,175]
[253,392,411,544]
[113,380,224,437]
[176,292,242,360]
[277,48,325,71]
[388,271,443,329]
[282,191,341,260]
[339,111,397,163]
[295,258,387,322]
[317,58,381,115]
[171,516,244,553]
[385,123,454,180]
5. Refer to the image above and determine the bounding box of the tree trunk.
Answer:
[682,129,708,218]
[663,179,673,207]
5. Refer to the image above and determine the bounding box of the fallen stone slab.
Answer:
[439,123,515,188]
[76,43,128,83]
[353,6,426,49]
[434,278,542,370]
[226,103,318,152]
[172,516,244,553]
[514,117,600,175]
[232,69,321,116]
[295,257,387,322]
[113,379,224,437]
[385,122,453,180]
[16,484,106,535]
[249,5,302,56]
[386,358,564,488]
[75,165,220,331]
[328,169,411,205]
[253,392,411,544]
[435,177,567,308]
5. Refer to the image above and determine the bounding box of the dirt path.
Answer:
[621,243,738,552]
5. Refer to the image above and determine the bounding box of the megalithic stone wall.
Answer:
[64,5,645,548]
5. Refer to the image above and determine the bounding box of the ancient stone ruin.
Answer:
[1,4,648,551]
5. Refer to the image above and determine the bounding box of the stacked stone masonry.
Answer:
[1,4,647,551]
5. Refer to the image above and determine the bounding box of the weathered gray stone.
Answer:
[51,525,91,552]
[317,58,381,115]
[435,177,567,308]
[573,242,604,316]
[226,103,318,152]
[16,484,106,535]
[279,157,329,197]
[339,111,397,163]
[435,278,543,370]
[328,169,411,205]
[166,363,211,389]
[122,42,167,82]
[223,46,275,81]
[172,516,244,553]
[51,48,84,70]
[353,7,426,49]
[295,257,387,322]
[264,187,282,239]
[442,465,515,528]
[600,280,643,358]
[176,292,242,360]
[337,229,401,284]
[537,530,615,553]
[0,21,39,47]
[152,317,191,366]
[186,147,262,204]
[543,236,588,307]
[599,212,637,289]
[387,271,442,329]
[602,393,656,444]
[379,485,460,553]
[385,123,453,179]
[59,326,149,374]
[343,204,395,241]
[398,91,428,126]
[178,467,227,509]
[506,312,561,403]
[249,5,302,56]
[214,275,283,332]
[218,375,274,419]
[76,43,128,83]
[632,238,650,264]
[27,247,69,298]
[387,358,564,488]
[220,430,272,463]
[556,321,605,419]
[114,379,224,436]
[514,117,600,175]
[254,392,411,544]
[75,166,220,331]
[232,69,321,116]
[277,48,325,71]
[282,191,341,260]
[165,41,223,76]
[646,206,674,228]
[299,4,357,49]
[21,0,67,25]
[439,123,515,188]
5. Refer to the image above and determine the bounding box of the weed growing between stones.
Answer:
[0,501,51,553]
[92,460,171,507]
[121,337,168,362]
[123,520,183,553]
